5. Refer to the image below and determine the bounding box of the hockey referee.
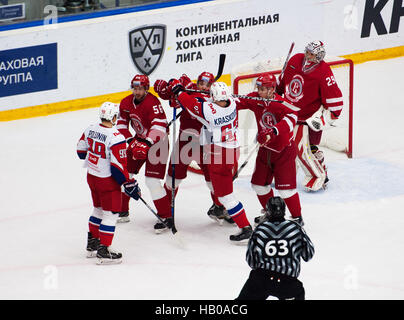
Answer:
[236,197,314,300]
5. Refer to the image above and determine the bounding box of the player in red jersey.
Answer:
[237,74,304,226]
[277,41,343,191]
[116,74,172,233]
[77,102,141,264]
[167,79,253,243]
[154,72,234,224]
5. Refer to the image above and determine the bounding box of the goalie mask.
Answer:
[210,82,231,101]
[266,196,286,222]
[99,102,119,124]
[305,40,326,63]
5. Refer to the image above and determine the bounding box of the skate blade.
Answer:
[96,257,122,265]
[117,217,130,223]
[86,251,97,258]
[208,215,224,226]
[229,239,250,246]
[154,227,169,234]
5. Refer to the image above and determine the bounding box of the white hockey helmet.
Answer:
[210,82,232,101]
[99,101,119,123]
[305,40,326,63]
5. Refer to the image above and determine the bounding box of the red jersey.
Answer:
[178,82,206,133]
[117,92,168,144]
[237,92,298,153]
[277,53,343,121]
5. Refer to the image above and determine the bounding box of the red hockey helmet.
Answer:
[131,74,150,90]
[197,71,215,85]
[256,74,276,89]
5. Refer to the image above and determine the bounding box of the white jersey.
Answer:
[180,95,239,149]
[77,123,127,179]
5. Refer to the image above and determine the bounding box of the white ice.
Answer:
[1,57,404,300]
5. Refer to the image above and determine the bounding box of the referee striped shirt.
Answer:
[246,220,314,278]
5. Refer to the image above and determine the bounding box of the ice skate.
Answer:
[207,204,234,225]
[96,245,122,265]
[254,209,268,227]
[117,211,130,223]
[86,232,100,258]
[229,226,253,244]
[290,216,304,226]
[154,217,173,234]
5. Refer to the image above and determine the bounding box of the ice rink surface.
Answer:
[1,57,404,300]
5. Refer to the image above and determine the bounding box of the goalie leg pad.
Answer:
[294,125,326,192]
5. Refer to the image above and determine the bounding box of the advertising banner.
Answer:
[0,43,58,98]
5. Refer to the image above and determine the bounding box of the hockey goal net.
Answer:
[232,57,354,159]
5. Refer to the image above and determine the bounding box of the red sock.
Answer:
[227,202,250,228]
[283,192,302,218]
[210,192,223,206]
[121,193,130,212]
[153,195,171,219]
[257,189,274,210]
[88,216,101,239]
[164,184,178,202]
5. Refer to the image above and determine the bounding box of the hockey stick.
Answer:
[167,54,226,127]
[139,196,171,228]
[184,88,300,112]
[233,143,259,181]
[279,42,295,81]
[170,106,178,234]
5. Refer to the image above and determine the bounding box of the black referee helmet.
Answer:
[266,197,286,221]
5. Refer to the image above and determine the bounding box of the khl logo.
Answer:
[129,24,166,75]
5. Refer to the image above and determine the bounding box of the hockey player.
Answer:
[116,74,172,233]
[77,102,141,264]
[277,40,343,191]
[154,72,233,224]
[167,79,253,243]
[236,197,314,300]
[237,73,304,226]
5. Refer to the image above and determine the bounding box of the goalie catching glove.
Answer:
[122,180,141,200]
[306,108,337,132]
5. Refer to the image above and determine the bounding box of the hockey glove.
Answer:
[169,97,182,109]
[168,79,185,95]
[179,74,194,89]
[122,180,141,200]
[153,79,172,100]
[257,127,278,145]
[129,139,152,160]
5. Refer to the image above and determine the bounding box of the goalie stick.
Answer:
[167,54,226,127]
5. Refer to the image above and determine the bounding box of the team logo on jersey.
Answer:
[129,24,166,75]
[261,111,277,129]
[285,74,304,103]
[130,115,145,137]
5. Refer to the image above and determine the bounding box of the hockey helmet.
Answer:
[99,102,119,122]
[131,74,150,90]
[256,73,277,89]
[197,71,215,85]
[305,40,326,63]
[266,197,286,221]
[210,82,232,101]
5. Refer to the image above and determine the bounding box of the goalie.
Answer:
[277,41,343,191]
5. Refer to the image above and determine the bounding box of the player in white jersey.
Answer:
[77,102,141,264]
[167,79,253,243]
